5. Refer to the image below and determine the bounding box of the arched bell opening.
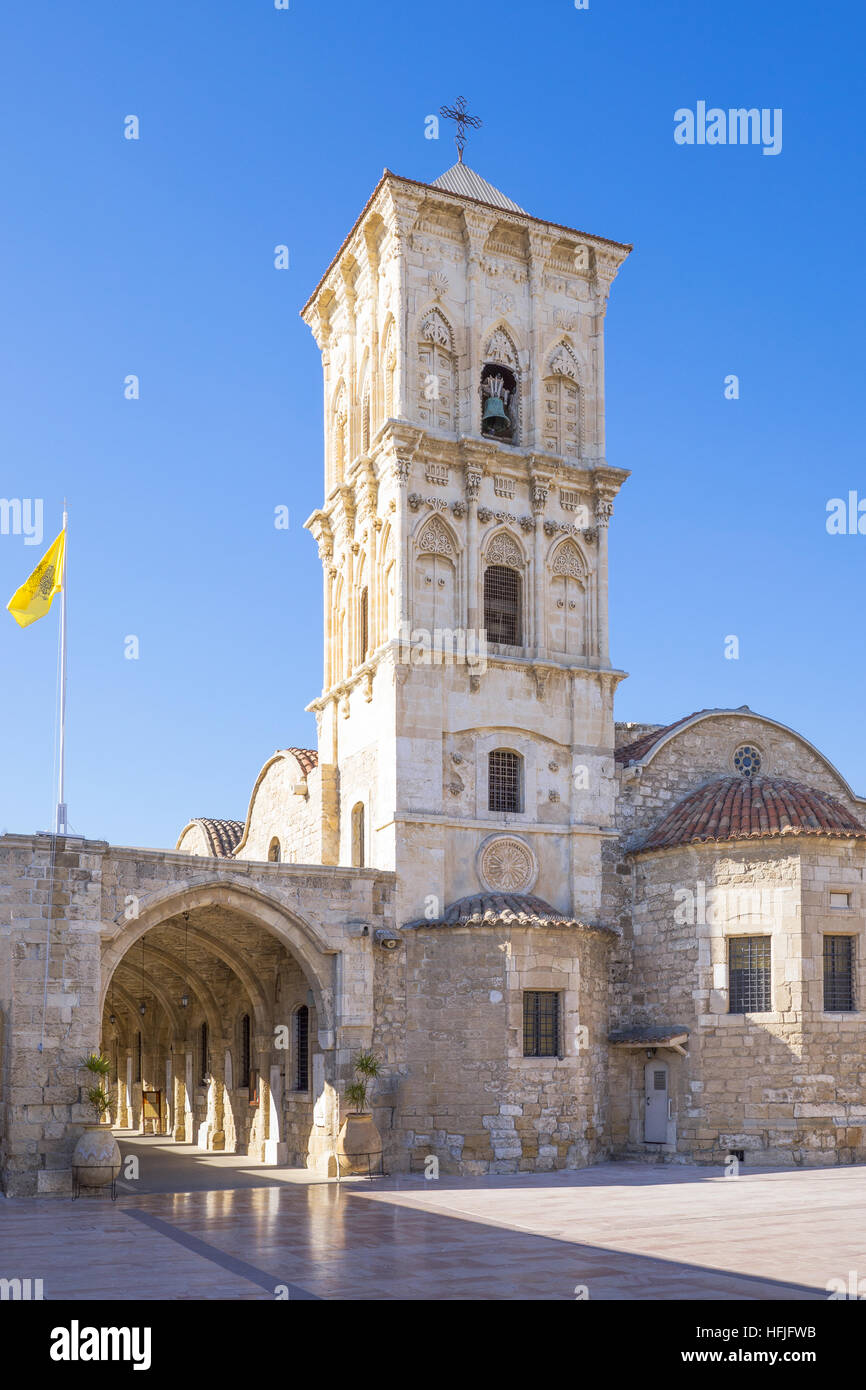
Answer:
[480,363,518,442]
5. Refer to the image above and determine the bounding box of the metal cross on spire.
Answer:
[439,95,482,163]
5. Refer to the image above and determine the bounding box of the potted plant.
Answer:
[71,1053,122,1190]
[336,1050,383,1176]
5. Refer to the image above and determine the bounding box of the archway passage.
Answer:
[101,899,332,1180]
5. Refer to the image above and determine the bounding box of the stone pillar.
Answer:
[465,465,482,631]
[594,496,614,667]
[172,1046,189,1143]
[209,1044,226,1151]
[393,455,411,629]
[531,476,549,656]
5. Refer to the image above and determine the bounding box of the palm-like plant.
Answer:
[345,1049,381,1113]
[79,1052,112,1123]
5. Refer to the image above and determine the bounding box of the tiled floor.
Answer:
[2,1140,864,1300]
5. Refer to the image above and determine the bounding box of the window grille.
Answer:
[489,749,522,813]
[728,936,772,1013]
[295,1005,310,1091]
[824,936,855,1012]
[483,565,522,645]
[240,1013,251,1089]
[523,991,560,1057]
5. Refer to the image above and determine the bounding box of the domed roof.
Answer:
[636,776,866,854]
[179,818,244,858]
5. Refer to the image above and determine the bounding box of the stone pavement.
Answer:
[1,1152,863,1300]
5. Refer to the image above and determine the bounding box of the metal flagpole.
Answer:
[55,502,68,835]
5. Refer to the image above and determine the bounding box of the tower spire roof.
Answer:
[431,161,526,214]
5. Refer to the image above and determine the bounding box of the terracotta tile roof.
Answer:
[285,748,318,776]
[635,777,866,854]
[403,892,615,932]
[615,711,711,765]
[193,819,245,858]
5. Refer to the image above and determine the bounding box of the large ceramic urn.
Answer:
[336,1113,383,1176]
[72,1124,122,1189]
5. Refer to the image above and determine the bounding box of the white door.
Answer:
[644,1060,669,1142]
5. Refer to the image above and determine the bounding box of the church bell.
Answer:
[482,394,511,435]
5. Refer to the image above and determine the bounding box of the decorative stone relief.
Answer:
[429,271,449,299]
[484,328,518,368]
[551,540,586,579]
[478,837,536,894]
[416,516,454,556]
[420,309,453,349]
[486,532,522,568]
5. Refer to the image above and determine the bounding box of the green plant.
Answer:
[345,1050,382,1112]
[80,1053,112,1121]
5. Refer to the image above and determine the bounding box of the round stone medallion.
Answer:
[478,835,537,894]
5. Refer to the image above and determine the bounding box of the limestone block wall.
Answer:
[614,838,866,1167]
[393,923,612,1175]
[234,752,323,865]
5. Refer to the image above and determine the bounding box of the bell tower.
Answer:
[302,149,631,926]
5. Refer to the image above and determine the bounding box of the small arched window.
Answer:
[240,1014,251,1089]
[358,587,369,664]
[489,749,523,814]
[294,1005,310,1092]
[268,838,281,863]
[351,802,365,868]
[484,565,522,646]
[481,363,517,442]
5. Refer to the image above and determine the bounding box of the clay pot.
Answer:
[336,1113,382,1176]
[72,1123,122,1188]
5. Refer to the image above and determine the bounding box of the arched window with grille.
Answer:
[268,837,281,863]
[484,565,522,646]
[294,1005,310,1092]
[240,1013,251,1090]
[488,749,523,813]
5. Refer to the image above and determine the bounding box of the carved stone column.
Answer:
[393,455,411,631]
[531,477,549,655]
[594,495,614,667]
[465,464,483,630]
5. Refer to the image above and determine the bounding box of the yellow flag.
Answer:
[6,528,66,629]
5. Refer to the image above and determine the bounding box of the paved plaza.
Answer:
[1,1138,863,1300]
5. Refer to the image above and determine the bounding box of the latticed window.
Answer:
[483,565,522,645]
[240,1013,251,1089]
[489,749,522,813]
[824,936,855,1012]
[733,744,762,777]
[294,1005,310,1091]
[729,936,772,1013]
[523,991,560,1057]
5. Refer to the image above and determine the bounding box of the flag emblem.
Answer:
[6,529,66,628]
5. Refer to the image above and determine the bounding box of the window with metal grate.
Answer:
[483,565,522,645]
[295,1005,310,1091]
[489,749,522,813]
[523,991,560,1057]
[824,936,855,1012]
[728,936,772,1013]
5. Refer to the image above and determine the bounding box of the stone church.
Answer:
[2,153,865,1196]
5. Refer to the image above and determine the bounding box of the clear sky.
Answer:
[1,0,863,847]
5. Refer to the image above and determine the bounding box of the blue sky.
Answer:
[1,0,863,846]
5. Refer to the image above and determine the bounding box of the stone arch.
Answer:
[100,879,337,1039]
[483,526,526,569]
[481,322,523,443]
[413,514,459,632]
[482,529,526,647]
[547,538,588,656]
[542,340,583,458]
[417,305,456,433]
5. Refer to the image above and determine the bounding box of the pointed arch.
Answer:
[418,306,456,434]
[415,513,458,557]
[542,340,583,458]
[548,538,588,656]
[481,322,522,444]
